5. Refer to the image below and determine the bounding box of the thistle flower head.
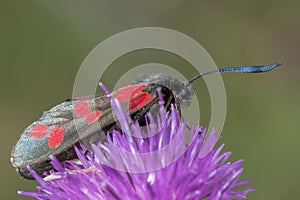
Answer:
[18,87,254,200]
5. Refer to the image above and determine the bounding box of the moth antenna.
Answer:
[187,62,283,85]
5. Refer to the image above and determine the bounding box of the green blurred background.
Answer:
[1,1,299,199]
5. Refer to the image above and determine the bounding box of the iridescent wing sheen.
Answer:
[12,83,175,179]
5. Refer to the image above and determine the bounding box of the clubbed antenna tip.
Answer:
[188,62,283,85]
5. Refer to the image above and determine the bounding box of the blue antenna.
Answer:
[188,62,283,84]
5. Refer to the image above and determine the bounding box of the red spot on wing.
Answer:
[129,93,154,112]
[86,110,102,125]
[48,127,66,149]
[74,102,91,117]
[74,101,102,125]
[115,84,147,103]
[28,125,49,138]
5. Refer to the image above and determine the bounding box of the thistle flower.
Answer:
[18,90,254,200]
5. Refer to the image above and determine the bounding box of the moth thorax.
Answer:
[133,74,195,108]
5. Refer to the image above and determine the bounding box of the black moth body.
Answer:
[11,81,180,179]
[11,62,282,180]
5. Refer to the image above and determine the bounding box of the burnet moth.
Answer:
[11,62,282,179]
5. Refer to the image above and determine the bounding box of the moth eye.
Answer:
[181,89,188,96]
[180,88,193,98]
